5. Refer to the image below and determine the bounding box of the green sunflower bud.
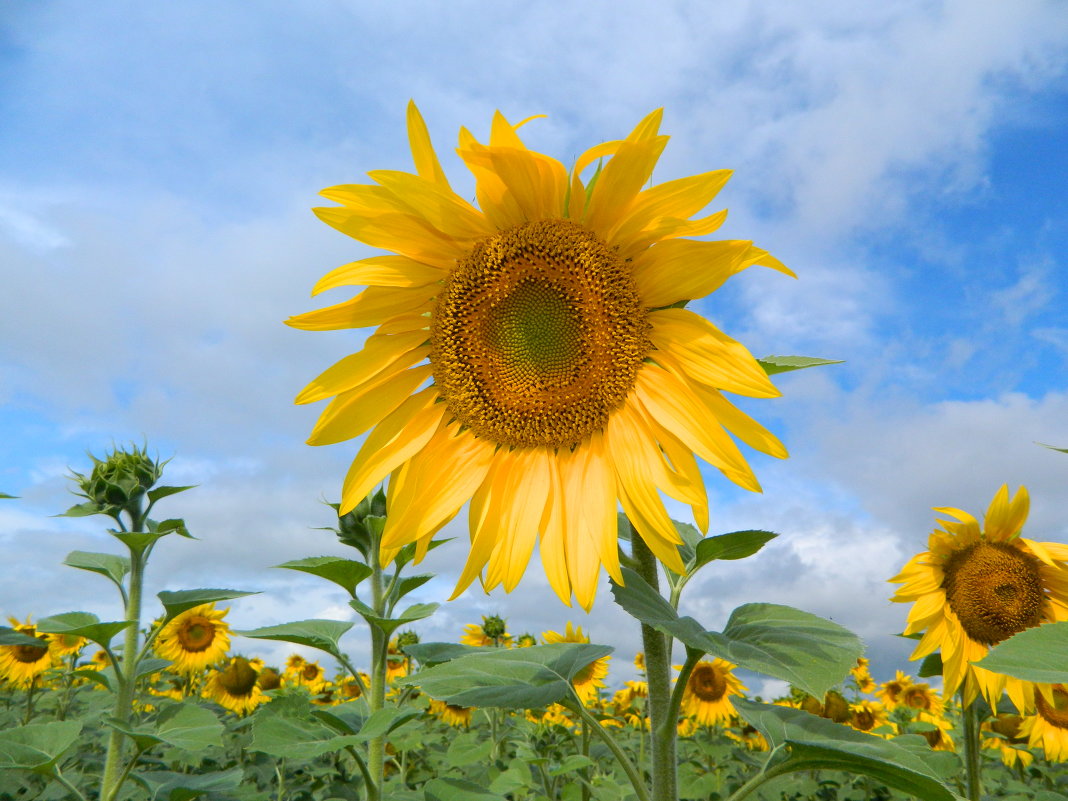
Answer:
[69,443,163,517]
[481,614,508,640]
[396,630,420,649]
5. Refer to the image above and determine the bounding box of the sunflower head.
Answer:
[396,629,420,649]
[69,443,163,516]
[0,620,53,688]
[204,657,267,716]
[682,659,746,726]
[154,603,231,675]
[257,667,282,691]
[516,633,536,648]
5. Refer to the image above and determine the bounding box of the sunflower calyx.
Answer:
[65,444,166,522]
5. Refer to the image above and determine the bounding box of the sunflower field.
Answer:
[5,106,1068,801]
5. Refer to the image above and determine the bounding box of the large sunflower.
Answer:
[289,103,791,610]
[890,485,1068,711]
[154,603,232,674]
[680,658,746,726]
[203,656,268,716]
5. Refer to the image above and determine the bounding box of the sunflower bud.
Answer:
[396,630,420,649]
[218,657,259,696]
[822,690,851,723]
[70,444,163,517]
[482,614,508,641]
[516,633,537,648]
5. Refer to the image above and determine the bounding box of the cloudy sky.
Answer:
[2,1,1068,694]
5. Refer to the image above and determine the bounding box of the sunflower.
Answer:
[154,604,231,674]
[460,615,513,647]
[848,700,895,737]
[290,103,791,611]
[899,682,944,718]
[680,659,746,726]
[982,713,1034,768]
[849,657,875,695]
[48,632,87,660]
[876,671,913,710]
[0,618,53,688]
[542,622,609,703]
[515,633,537,648]
[725,720,770,752]
[203,656,268,716]
[1020,685,1068,761]
[257,666,282,690]
[386,638,409,682]
[891,485,1068,711]
[286,659,329,693]
[429,698,473,728]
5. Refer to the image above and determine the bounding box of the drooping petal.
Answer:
[312,205,463,268]
[607,169,732,249]
[485,447,553,592]
[367,170,493,241]
[407,100,451,189]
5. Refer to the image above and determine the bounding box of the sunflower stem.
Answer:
[630,522,678,801]
[366,525,387,801]
[961,694,982,801]
[566,698,652,801]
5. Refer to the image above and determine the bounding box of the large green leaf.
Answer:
[146,485,196,505]
[975,620,1068,683]
[611,568,862,697]
[0,627,47,647]
[0,721,82,774]
[249,712,364,760]
[396,642,613,709]
[692,530,777,568]
[157,589,258,622]
[735,700,961,801]
[404,642,480,666]
[355,707,422,741]
[63,550,130,588]
[350,600,439,637]
[758,355,844,376]
[106,703,223,752]
[135,768,244,801]
[236,619,354,662]
[36,612,133,650]
[424,777,507,801]
[273,556,372,597]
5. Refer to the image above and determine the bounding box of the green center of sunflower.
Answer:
[690,664,727,702]
[1037,687,1068,730]
[942,541,1044,645]
[431,218,649,449]
[176,617,216,652]
[218,657,258,696]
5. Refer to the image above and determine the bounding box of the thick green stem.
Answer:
[961,695,982,801]
[630,524,677,801]
[366,536,387,801]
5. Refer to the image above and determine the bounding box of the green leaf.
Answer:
[610,567,862,697]
[390,572,435,601]
[1037,442,1068,454]
[393,536,451,570]
[692,530,777,568]
[57,501,105,518]
[63,550,131,588]
[918,652,943,678]
[549,754,595,776]
[0,627,47,648]
[35,612,133,649]
[153,518,193,538]
[735,699,961,801]
[157,589,257,622]
[356,707,422,741]
[425,777,506,801]
[0,721,82,774]
[404,642,480,666]
[155,702,224,751]
[975,620,1068,683]
[147,485,196,505]
[72,667,113,691]
[274,556,372,597]
[0,492,17,499]
[236,619,354,662]
[396,642,613,709]
[445,732,494,767]
[758,355,844,376]
[673,521,703,566]
[249,712,364,760]
[135,768,244,801]
[113,530,167,553]
[350,599,439,637]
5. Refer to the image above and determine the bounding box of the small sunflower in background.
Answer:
[286,659,329,694]
[1020,684,1068,761]
[86,649,111,671]
[154,603,231,674]
[919,715,956,752]
[203,656,268,716]
[891,485,1068,711]
[48,632,87,661]
[899,682,944,717]
[982,713,1034,768]
[460,614,512,647]
[876,671,913,709]
[847,700,895,737]
[428,698,473,728]
[542,622,608,704]
[725,720,770,752]
[515,633,536,648]
[680,659,746,726]
[385,638,409,682]
[849,657,875,694]
[290,103,792,611]
[0,617,53,688]
[257,666,282,690]
[339,671,371,700]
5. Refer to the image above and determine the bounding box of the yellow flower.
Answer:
[1020,684,1068,761]
[290,103,791,611]
[285,659,329,693]
[725,719,769,751]
[48,632,87,660]
[0,618,54,688]
[203,656,268,716]
[680,659,746,726]
[429,698,473,728]
[847,700,896,737]
[634,652,646,673]
[899,683,944,717]
[918,713,955,752]
[386,638,408,682]
[460,616,513,647]
[876,671,913,710]
[257,666,282,690]
[516,633,537,648]
[154,604,231,674]
[542,622,609,704]
[849,657,875,694]
[891,485,1068,711]
[982,713,1034,768]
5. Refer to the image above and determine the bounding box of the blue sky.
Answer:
[2,1,1068,692]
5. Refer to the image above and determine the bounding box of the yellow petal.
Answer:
[686,379,788,459]
[307,364,433,446]
[451,455,513,599]
[607,169,731,248]
[286,285,435,332]
[649,308,780,398]
[538,456,574,607]
[295,331,428,404]
[367,170,493,241]
[339,388,444,515]
[312,255,444,294]
[584,136,669,238]
[312,206,462,269]
[407,100,450,189]
[485,448,552,593]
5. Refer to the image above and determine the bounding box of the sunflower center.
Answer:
[1037,687,1068,730]
[431,218,649,449]
[903,685,934,711]
[851,708,876,731]
[219,658,258,696]
[302,664,321,681]
[690,664,727,702]
[942,541,1044,645]
[176,617,216,652]
[990,714,1025,742]
[13,642,48,664]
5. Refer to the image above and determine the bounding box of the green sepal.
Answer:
[273,556,372,597]
[734,699,962,801]
[975,620,1068,683]
[112,530,166,553]
[152,518,193,538]
[35,612,134,650]
[0,720,83,774]
[395,642,613,709]
[63,550,131,589]
[236,619,354,663]
[349,599,438,637]
[157,589,258,623]
[758,355,844,375]
[58,501,107,518]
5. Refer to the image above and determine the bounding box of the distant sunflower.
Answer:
[848,700,895,737]
[900,683,944,717]
[290,103,792,611]
[542,622,609,703]
[87,649,111,671]
[725,720,769,751]
[680,659,746,726]
[849,657,875,695]
[891,485,1068,710]
[515,633,536,648]
[429,698,473,728]
[386,638,409,682]
[1020,685,1068,761]
[876,671,913,710]
[0,618,53,688]
[982,713,1034,768]
[203,656,267,716]
[154,604,231,674]
[48,632,87,660]
[257,667,282,690]
[286,659,329,693]
[460,615,512,647]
